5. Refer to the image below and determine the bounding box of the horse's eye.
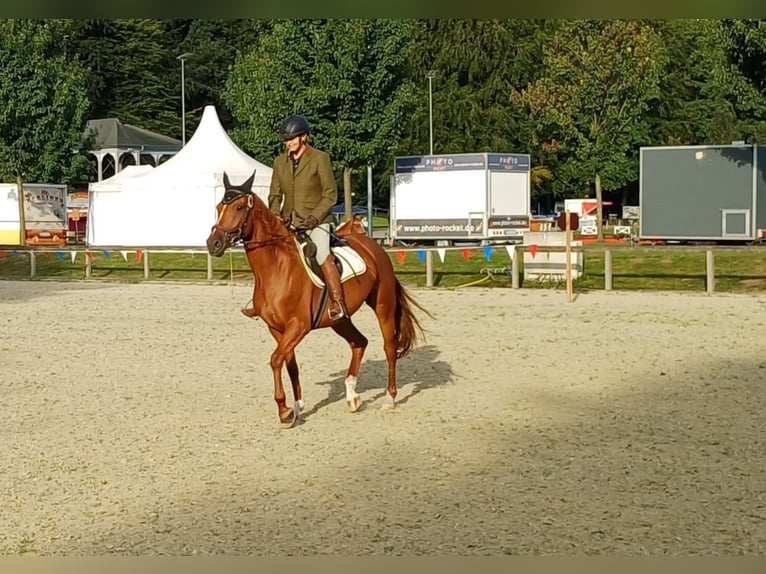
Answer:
[236,204,244,211]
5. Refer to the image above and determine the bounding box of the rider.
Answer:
[267,114,349,321]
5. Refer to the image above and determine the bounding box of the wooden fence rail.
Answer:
[2,244,738,295]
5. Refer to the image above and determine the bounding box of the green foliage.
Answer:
[648,19,740,146]
[67,19,181,138]
[3,18,766,208]
[722,19,766,142]
[407,19,553,156]
[0,19,90,184]
[175,19,272,133]
[512,20,666,196]
[224,19,420,178]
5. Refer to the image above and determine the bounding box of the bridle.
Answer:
[211,188,254,247]
[212,188,296,249]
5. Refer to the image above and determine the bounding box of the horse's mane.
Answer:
[223,171,289,241]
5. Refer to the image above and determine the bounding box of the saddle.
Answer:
[294,232,367,288]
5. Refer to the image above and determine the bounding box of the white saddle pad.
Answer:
[295,238,367,288]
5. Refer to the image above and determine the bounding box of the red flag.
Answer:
[43,251,51,257]
[84,250,93,260]
[396,250,406,264]
[528,244,538,258]
[462,248,471,261]
[0,249,6,258]
[136,249,144,262]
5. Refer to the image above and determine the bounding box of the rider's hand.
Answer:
[304,215,319,230]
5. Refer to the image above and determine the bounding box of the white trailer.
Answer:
[390,152,531,244]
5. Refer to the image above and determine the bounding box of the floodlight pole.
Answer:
[177,52,194,146]
[427,70,436,156]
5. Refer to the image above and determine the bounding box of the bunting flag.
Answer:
[504,245,515,261]
[528,244,538,258]
[417,250,426,263]
[102,250,110,258]
[396,250,406,264]
[70,251,77,263]
[483,246,493,261]
[136,249,144,263]
[462,248,471,261]
[56,251,65,260]
[0,249,7,258]
[120,251,129,262]
[437,248,446,263]
[84,250,93,260]
[42,251,51,258]
[12,250,19,256]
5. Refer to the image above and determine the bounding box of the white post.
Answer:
[511,245,519,289]
[366,165,373,239]
[177,52,194,147]
[180,59,186,146]
[604,249,613,291]
[566,212,573,303]
[427,70,436,156]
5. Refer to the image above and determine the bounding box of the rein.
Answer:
[216,188,296,250]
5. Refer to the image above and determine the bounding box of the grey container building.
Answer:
[639,144,766,241]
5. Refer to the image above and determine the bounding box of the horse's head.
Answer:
[207,172,258,257]
[207,171,289,257]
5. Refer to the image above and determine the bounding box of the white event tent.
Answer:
[86,105,273,247]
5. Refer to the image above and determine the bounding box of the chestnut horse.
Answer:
[206,172,431,427]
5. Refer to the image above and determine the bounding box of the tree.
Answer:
[0,19,90,243]
[67,19,181,138]
[722,19,766,142]
[648,19,740,146]
[175,19,272,134]
[224,19,420,221]
[512,20,665,240]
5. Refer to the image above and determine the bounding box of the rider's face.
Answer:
[284,134,306,156]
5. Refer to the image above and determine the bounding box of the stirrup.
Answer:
[327,301,347,321]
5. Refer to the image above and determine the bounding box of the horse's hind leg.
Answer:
[331,319,368,412]
[368,289,398,411]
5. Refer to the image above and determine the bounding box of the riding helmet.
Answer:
[278,114,310,141]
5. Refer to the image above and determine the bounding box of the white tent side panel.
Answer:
[86,105,273,248]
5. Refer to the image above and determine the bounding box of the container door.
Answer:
[721,209,750,238]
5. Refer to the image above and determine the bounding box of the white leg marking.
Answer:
[380,391,395,410]
[345,375,361,412]
[345,376,359,402]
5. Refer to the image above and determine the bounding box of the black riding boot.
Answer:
[320,254,349,321]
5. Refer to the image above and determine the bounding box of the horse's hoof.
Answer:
[280,409,297,429]
[347,395,361,413]
[380,395,396,411]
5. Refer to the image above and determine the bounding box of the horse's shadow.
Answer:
[300,344,453,419]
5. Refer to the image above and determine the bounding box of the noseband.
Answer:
[212,188,254,246]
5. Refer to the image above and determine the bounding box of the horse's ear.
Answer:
[242,171,255,191]
[223,172,231,189]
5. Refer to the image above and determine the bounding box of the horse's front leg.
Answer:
[269,323,309,428]
[269,327,303,419]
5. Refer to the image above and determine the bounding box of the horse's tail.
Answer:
[394,279,434,359]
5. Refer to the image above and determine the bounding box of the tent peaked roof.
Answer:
[141,105,272,186]
[84,118,182,152]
